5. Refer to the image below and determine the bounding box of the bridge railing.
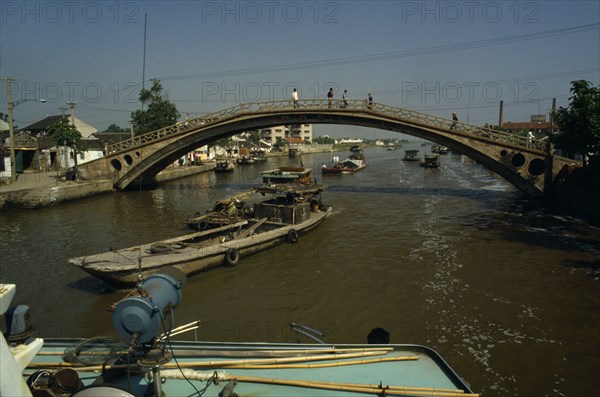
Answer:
[106,99,548,155]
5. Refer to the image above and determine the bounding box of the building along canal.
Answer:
[1,145,598,396]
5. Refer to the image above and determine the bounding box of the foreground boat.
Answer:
[321,145,366,175]
[2,273,477,397]
[70,185,331,285]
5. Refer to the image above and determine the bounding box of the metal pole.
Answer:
[6,77,16,182]
[498,100,504,129]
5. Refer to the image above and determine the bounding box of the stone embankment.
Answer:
[0,163,215,210]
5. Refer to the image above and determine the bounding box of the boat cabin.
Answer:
[403,149,420,161]
[261,167,313,184]
[254,199,311,225]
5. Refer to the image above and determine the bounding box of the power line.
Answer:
[156,23,599,81]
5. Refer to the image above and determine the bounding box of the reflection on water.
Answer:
[1,146,599,396]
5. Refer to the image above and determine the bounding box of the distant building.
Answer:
[501,114,556,137]
[337,138,364,144]
[22,115,98,138]
[259,124,313,145]
[0,115,103,176]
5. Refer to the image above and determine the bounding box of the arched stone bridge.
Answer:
[77,99,578,198]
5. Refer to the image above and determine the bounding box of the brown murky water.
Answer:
[1,146,599,396]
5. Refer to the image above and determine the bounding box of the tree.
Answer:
[48,117,82,176]
[553,80,600,164]
[130,80,180,135]
[104,123,130,133]
[247,130,261,143]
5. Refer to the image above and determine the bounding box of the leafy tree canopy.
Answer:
[314,136,335,144]
[48,117,81,147]
[105,123,130,133]
[130,80,180,136]
[247,131,261,143]
[553,80,600,162]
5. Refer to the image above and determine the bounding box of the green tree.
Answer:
[48,117,82,176]
[130,80,180,135]
[104,123,129,133]
[247,130,261,143]
[553,80,600,164]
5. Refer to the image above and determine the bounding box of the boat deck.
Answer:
[27,340,476,396]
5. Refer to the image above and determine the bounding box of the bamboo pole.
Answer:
[222,355,418,369]
[232,375,480,397]
[28,350,395,371]
[160,370,478,397]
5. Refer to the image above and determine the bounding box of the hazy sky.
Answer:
[1,0,599,138]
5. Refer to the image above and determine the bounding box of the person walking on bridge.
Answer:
[292,88,299,108]
[327,87,334,108]
[450,112,458,129]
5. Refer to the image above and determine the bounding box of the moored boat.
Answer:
[215,160,235,172]
[431,144,449,154]
[236,155,255,164]
[69,185,331,285]
[1,274,478,397]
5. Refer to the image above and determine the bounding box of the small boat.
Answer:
[288,147,302,157]
[386,144,399,151]
[431,144,449,154]
[215,160,235,172]
[236,155,255,165]
[251,149,267,162]
[1,275,477,397]
[260,166,313,184]
[420,153,441,168]
[321,146,366,175]
[69,185,331,285]
[403,149,420,161]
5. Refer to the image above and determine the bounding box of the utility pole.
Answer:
[3,76,17,182]
[498,100,504,129]
[2,76,45,182]
[66,101,78,179]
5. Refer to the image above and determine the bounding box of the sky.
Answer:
[1,0,599,139]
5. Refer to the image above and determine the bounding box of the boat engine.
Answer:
[112,269,185,346]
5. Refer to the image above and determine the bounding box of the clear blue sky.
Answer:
[1,0,599,138]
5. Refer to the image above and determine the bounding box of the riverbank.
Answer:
[551,161,600,224]
[0,163,215,210]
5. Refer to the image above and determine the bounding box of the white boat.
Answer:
[321,146,366,175]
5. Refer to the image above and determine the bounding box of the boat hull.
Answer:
[321,164,366,174]
[70,207,332,285]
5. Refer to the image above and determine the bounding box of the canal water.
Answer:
[1,145,599,396]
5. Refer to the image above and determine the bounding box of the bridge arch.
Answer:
[77,100,576,198]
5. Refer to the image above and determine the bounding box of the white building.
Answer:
[260,124,313,144]
[337,138,364,144]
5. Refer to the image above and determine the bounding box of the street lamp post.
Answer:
[3,77,46,182]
